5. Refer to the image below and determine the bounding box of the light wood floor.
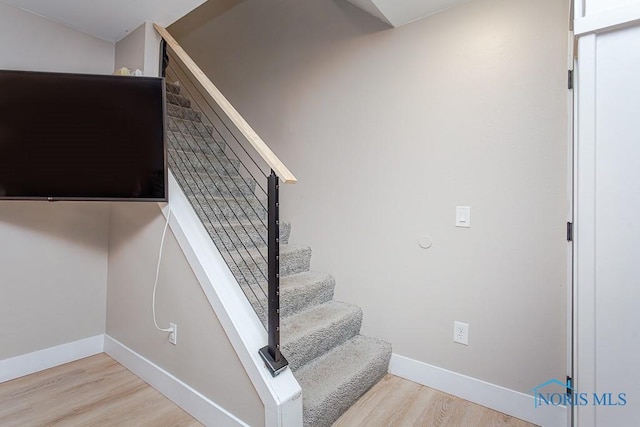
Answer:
[0,353,201,427]
[333,374,538,427]
[1,355,536,427]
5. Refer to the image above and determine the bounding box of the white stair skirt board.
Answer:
[389,354,567,427]
[161,171,302,427]
[105,335,246,427]
[0,335,105,383]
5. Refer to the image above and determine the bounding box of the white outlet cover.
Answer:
[453,321,469,345]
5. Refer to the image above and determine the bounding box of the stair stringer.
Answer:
[161,170,303,427]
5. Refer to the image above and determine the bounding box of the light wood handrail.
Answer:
[154,24,297,184]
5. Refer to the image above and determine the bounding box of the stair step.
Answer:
[166,81,181,95]
[167,116,215,138]
[176,172,256,199]
[185,193,267,222]
[224,244,312,286]
[168,148,241,177]
[166,92,191,108]
[205,220,291,251]
[167,103,202,121]
[280,272,335,317]
[248,271,336,324]
[167,130,225,157]
[295,335,392,427]
[282,301,362,372]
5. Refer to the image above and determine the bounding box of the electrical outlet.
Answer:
[453,321,469,345]
[169,323,177,345]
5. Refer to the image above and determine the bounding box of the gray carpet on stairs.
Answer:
[165,81,391,426]
[296,335,392,427]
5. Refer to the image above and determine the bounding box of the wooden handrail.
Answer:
[154,24,297,184]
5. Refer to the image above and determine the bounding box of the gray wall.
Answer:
[0,3,114,360]
[112,28,263,423]
[0,202,110,359]
[106,203,264,426]
[114,22,162,77]
[171,0,570,394]
[114,22,146,73]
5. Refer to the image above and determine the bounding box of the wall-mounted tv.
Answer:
[0,70,166,201]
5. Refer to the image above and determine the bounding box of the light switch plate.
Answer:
[456,206,471,228]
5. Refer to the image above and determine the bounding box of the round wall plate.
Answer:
[419,236,433,249]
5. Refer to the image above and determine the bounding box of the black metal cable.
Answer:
[166,64,270,228]
[168,52,270,188]
[167,118,268,297]
[166,65,270,242]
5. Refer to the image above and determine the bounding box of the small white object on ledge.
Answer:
[113,67,131,76]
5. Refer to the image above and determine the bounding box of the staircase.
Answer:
[165,81,392,426]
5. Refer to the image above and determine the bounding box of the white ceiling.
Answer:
[0,0,206,42]
[347,0,471,27]
[1,0,470,43]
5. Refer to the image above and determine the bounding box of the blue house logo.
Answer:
[531,378,627,408]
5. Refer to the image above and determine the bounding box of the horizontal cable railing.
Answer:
[155,24,296,376]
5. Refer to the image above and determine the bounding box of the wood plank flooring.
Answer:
[333,374,538,427]
[1,354,537,427]
[0,353,201,427]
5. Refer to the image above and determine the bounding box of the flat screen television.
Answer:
[0,69,167,201]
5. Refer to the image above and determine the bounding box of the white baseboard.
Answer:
[0,335,105,383]
[104,335,248,427]
[389,354,567,427]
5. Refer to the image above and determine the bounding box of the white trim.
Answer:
[566,25,577,427]
[389,354,567,427]
[575,0,584,20]
[104,335,247,427]
[143,21,162,77]
[573,33,598,427]
[0,335,104,383]
[575,3,640,35]
[161,172,302,427]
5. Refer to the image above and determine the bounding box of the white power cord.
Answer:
[152,207,174,332]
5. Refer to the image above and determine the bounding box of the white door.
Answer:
[574,17,640,427]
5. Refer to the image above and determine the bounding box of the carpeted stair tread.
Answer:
[205,220,291,249]
[185,193,267,222]
[166,81,181,94]
[167,131,225,157]
[224,244,312,285]
[280,272,335,317]
[167,103,202,121]
[177,172,257,198]
[282,301,362,371]
[166,92,191,108]
[249,271,336,324]
[168,148,241,177]
[295,335,392,427]
[168,116,215,138]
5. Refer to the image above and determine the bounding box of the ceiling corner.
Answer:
[345,0,472,28]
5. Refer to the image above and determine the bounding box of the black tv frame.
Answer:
[0,69,168,202]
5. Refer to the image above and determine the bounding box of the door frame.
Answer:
[572,3,640,426]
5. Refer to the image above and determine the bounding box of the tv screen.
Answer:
[0,70,166,201]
